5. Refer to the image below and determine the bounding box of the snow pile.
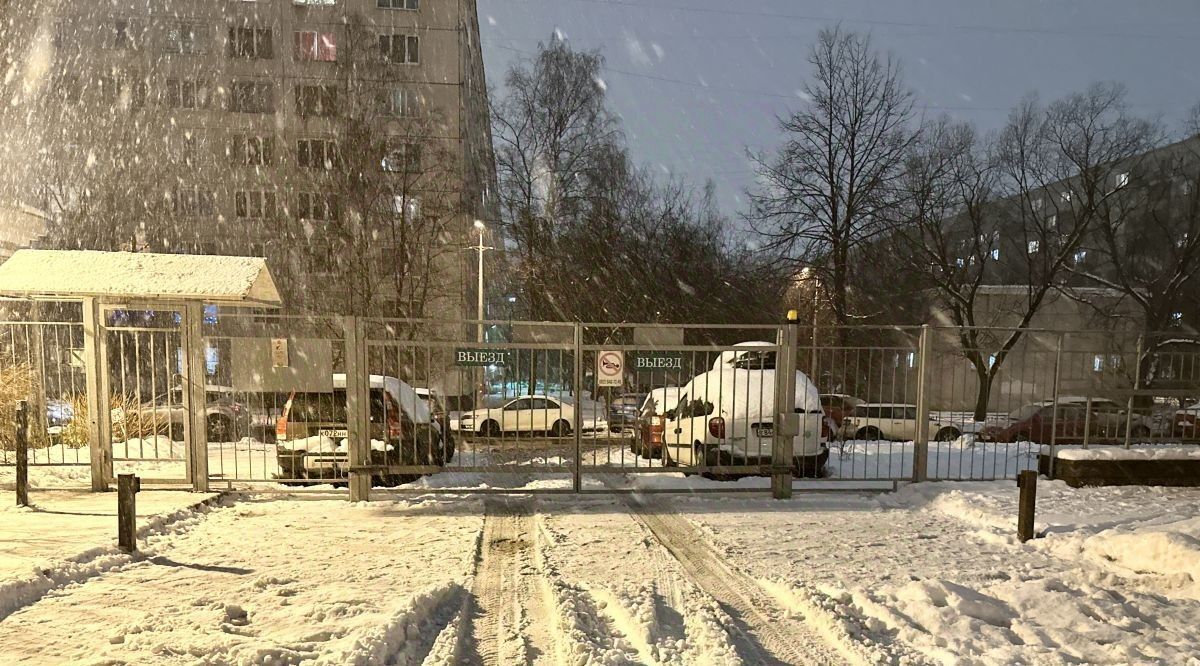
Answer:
[331,582,467,666]
[1053,445,1200,461]
[1064,517,1200,600]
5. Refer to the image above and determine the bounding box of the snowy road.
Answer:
[2,482,1199,664]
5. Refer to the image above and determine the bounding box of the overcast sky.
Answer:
[476,0,1200,218]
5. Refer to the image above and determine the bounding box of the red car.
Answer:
[819,394,863,440]
[978,398,1150,445]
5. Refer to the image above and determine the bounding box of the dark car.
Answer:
[608,393,647,434]
[978,398,1150,445]
[274,375,444,486]
[415,387,456,464]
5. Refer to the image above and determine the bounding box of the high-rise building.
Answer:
[0,0,499,319]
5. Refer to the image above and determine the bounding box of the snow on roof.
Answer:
[0,250,281,306]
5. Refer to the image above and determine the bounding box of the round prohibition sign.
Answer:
[599,351,623,376]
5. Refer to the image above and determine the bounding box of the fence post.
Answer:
[1016,469,1037,543]
[1124,334,1144,449]
[181,302,209,493]
[912,325,932,483]
[117,473,139,553]
[15,400,29,507]
[572,323,583,493]
[772,312,800,500]
[1046,334,1064,480]
[343,316,371,502]
[81,297,110,492]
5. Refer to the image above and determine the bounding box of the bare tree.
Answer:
[747,26,917,330]
[492,37,619,320]
[895,84,1160,419]
[296,14,462,321]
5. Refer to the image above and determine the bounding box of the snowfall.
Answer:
[3,447,1200,666]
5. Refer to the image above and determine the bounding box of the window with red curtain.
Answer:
[294,31,336,62]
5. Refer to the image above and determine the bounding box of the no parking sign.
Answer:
[596,350,625,387]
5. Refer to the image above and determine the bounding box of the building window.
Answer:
[227,27,274,59]
[173,185,216,217]
[228,82,274,113]
[164,79,209,109]
[378,0,420,8]
[297,192,338,220]
[1047,214,1057,229]
[1092,355,1105,372]
[109,19,140,50]
[989,247,1000,261]
[1031,197,1043,211]
[169,132,203,167]
[1074,248,1088,264]
[378,34,419,63]
[165,23,207,54]
[294,31,337,61]
[954,257,965,268]
[382,144,421,173]
[295,85,338,117]
[392,195,420,219]
[1060,191,1072,203]
[1172,311,1185,326]
[383,87,422,117]
[294,0,337,5]
[297,139,339,169]
[1115,172,1130,189]
[99,74,148,110]
[229,135,275,166]
[1178,233,1190,249]
[235,191,277,219]
[1027,240,1039,254]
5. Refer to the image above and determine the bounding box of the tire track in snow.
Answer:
[622,495,848,666]
[464,499,555,665]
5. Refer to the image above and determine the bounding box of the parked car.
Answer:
[661,342,828,477]
[274,374,444,486]
[415,387,456,463]
[1172,401,1200,439]
[456,395,606,437]
[977,397,1151,444]
[839,403,962,442]
[114,384,251,443]
[608,392,648,434]
[819,393,863,440]
[633,386,682,458]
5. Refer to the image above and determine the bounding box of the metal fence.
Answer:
[4,305,1200,497]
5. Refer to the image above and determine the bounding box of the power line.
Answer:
[490,42,1190,113]
[547,0,1197,42]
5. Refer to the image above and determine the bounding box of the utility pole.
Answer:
[470,220,493,343]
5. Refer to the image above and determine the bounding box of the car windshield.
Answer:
[1009,404,1044,421]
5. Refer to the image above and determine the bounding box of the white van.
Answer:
[661,342,827,476]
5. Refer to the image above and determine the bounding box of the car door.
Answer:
[501,398,530,432]
[530,398,553,431]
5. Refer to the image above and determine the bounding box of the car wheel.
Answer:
[479,420,501,438]
[934,427,961,442]
[207,415,233,442]
[550,420,571,438]
[856,426,882,441]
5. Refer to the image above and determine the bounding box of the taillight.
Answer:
[275,416,287,439]
[388,413,403,439]
[708,417,726,439]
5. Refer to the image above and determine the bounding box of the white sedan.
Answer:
[456,395,605,437]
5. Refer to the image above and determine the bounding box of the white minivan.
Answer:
[661,342,828,477]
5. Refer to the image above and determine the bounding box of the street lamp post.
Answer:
[470,220,493,343]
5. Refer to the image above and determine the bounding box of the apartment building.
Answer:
[0,0,499,319]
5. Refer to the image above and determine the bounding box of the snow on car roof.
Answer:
[331,374,431,423]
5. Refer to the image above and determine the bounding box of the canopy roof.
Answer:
[0,250,281,307]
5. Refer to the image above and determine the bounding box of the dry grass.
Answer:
[0,364,50,451]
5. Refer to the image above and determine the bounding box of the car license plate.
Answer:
[319,428,348,438]
[756,425,773,438]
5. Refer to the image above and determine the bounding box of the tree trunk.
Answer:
[973,365,992,423]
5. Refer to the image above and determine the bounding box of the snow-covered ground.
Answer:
[1,478,1198,664]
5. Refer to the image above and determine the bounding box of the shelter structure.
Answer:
[0,250,282,491]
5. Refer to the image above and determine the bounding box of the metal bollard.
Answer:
[117,474,141,553]
[15,400,29,507]
[1017,469,1038,543]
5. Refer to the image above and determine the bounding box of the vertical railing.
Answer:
[772,315,799,499]
[572,323,583,493]
[344,316,371,502]
[912,325,931,483]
